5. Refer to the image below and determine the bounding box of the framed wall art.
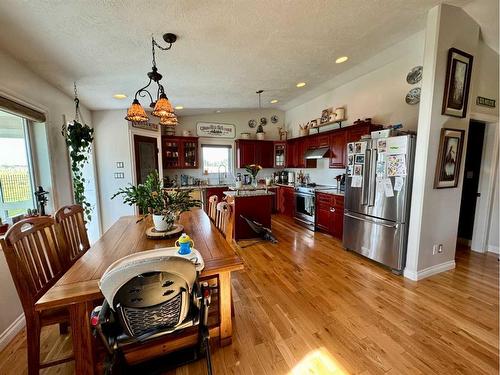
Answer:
[196,122,235,138]
[442,48,474,118]
[434,128,465,189]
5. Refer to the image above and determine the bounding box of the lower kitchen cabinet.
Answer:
[276,185,295,217]
[315,192,344,239]
[204,186,228,212]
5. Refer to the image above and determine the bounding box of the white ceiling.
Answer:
[0,0,496,115]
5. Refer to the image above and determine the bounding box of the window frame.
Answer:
[0,112,37,220]
[200,143,233,175]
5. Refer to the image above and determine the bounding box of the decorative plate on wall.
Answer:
[248,119,257,128]
[260,117,267,126]
[406,66,423,84]
[271,115,279,124]
[405,87,421,105]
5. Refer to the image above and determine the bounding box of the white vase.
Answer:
[256,132,265,140]
[152,214,170,232]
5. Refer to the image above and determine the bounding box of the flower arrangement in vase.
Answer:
[244,164,262,187]
[111,171,201,232]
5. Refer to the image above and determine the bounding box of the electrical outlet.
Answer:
[432,244,443,255]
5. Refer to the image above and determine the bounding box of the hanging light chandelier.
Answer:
[125,33,178,124]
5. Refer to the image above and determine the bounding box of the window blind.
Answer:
[0,95,46,123]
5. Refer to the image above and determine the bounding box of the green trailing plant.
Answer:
[111,171,202,230]
[61,120,94,221]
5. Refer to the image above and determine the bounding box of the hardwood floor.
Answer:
[0,214,498,374]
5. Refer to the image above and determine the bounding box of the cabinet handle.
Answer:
[330,207,336,212]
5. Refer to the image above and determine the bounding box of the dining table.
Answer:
[35,208,243,374]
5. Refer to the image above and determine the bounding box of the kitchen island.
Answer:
[224,190,275,240]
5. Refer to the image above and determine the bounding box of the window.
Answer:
[0,110,36,221]
[201,145,232,174]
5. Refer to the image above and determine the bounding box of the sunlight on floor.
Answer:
[289,347,348,374]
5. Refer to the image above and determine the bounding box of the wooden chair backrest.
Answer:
[0,217,69,312]
[208,195,218,222]
[55,205,90,264]
[215,202,233,242]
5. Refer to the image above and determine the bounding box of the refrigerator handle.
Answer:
[344,212,399,228]
[368,148,377,207]
[362,149,370,205]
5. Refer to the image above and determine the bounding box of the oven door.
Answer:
[294,192,315,224]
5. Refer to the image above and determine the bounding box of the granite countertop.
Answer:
[223,190,275,197]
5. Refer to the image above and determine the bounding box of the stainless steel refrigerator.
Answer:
[343,133,416,273]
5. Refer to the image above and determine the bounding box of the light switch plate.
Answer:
[116,162,124,168]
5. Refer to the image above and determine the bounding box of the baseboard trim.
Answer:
[487,245,499,254]
[0,314,25,351]
[404,260,456,281]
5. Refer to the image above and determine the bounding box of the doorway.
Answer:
[457,120,486,245]
[133,135,159,184]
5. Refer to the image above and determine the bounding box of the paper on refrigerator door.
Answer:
[351,175,362,187]
[354,141,367,154]
[386,136,407,155]
[394,176,404,191]
[376,138,387,153]
[384,178,394,197]
[386,154,407,176]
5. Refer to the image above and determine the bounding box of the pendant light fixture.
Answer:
[125,33,178,123]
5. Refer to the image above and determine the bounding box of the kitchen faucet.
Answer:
[218,164,227,184]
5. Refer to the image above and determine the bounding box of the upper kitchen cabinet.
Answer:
[235,140,274,168]
[273,142,286,168]
[162,136,199,169]
[329,130,346,168]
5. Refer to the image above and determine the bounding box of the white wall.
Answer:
[284,32,425,185]
[173,109,286,182]
[471,41,499,117]
[405,4,481,279]
[285,32,425,137]
[0,49,94,340]
[92,110,136,232]
[487,159,499,253]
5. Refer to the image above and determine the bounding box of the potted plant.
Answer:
[256,124,265,140]
[111,171,202,232]
[244,164,262,188]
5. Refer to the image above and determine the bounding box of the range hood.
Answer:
[304,147,330,159]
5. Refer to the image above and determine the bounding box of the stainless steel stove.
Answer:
[294,184,335,230]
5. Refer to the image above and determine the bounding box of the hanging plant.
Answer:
[61,83,94,221]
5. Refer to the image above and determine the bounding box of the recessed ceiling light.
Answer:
[174,105,184,110]
[113,94,127,99]
[270,99,279,104]
[335,56,349,64]
[215,110,222,113]
[296,82,306,88]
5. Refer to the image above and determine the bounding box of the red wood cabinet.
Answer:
[329,131,346,168]
[286,139,297,168]
[162,136,199,169]
[273,142,286,168]
[255,141,274,168]
[276,185,295,217]
[315,192,344,239]
[235,140,273,168]
[204,186,228,212]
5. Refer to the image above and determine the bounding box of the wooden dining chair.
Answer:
[208,195,218,222]
[55,205,90,264]
[215,202,234,242]
[0,217,73,375]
